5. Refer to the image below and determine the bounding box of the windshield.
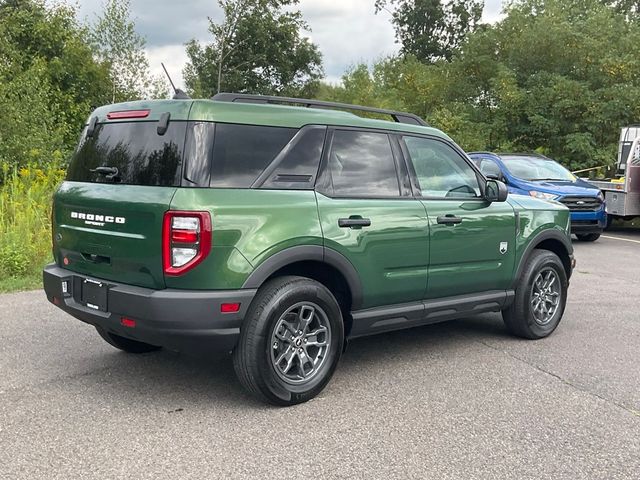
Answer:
[501,155,576,182]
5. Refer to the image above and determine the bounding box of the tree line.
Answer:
[0,0,166,170]
[2,0,640,172]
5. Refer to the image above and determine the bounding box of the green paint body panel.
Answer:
[508,194,573,275]
[166,189,322,290]
[316,193,429,309]
[53,98,573,323]
[53,182,176,289]
[422,199,516,299]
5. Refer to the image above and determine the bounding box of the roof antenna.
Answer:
[161,63,190,100]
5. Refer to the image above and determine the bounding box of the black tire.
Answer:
[502,250,568,339]
[575,233,600,242]
[233,276,344,406]
[95,326,161,354]
[605,214,613,230]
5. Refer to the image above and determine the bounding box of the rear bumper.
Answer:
[43,264,256,354]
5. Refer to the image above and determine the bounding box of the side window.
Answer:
[326,130,400,197]
[473,158,502,179]
[260,126,326,190]
[210,124,297,188]
[403,136,480,198]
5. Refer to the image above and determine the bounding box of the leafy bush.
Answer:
[0,164,65,279]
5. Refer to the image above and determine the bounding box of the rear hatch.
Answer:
[53,103,191,289]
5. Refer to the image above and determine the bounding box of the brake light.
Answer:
[107,109,150,120]
[163,211,212,276]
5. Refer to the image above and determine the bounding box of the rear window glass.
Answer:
[210,124,297,188]
[67,121,186,186]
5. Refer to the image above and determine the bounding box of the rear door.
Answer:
[400,135,516,299]
[316,129,429,310]
[54,118,187,289]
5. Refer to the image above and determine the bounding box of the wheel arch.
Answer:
[513,229,573,286]
[242,246,363,333]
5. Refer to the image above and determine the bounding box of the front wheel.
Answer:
[502,250,568,339]
[233,276,344,406]
[575,233,600,242]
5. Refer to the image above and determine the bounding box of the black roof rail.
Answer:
[212,93,429,127]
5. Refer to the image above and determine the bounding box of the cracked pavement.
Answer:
[1,231,638,479]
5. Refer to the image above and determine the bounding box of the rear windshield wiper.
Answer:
[90,166,120,181]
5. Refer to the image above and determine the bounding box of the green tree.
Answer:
[0,0,112,167]
[90,0,169,102]
[184,0,323,97]
[375,0,484,62]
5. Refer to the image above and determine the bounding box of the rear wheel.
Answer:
[95,327,161,353]
[502,250,568,339]
[233,276,344,406]
[575,233,600,242]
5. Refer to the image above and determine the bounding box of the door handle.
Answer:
[436,214,462,225]
[338,217,372,229]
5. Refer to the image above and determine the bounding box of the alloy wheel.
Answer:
[530,268,561,326]
[269,302,332,385]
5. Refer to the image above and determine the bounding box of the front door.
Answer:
[400,135,516,299]
[316,129,430,309]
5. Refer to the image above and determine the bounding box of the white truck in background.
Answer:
[587,126,640,224]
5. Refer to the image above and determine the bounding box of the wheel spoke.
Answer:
[297,350,311,378]
[279,347,296,374]
[275,329,290,342]
[305,326,328,347]
[546,273,556,289]
[298,304,315,333]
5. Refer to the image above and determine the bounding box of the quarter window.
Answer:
[403,137,480,198]
[210,124,297,188]
[326,130,400,197]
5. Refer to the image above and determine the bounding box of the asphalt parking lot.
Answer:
[1,230,639,480]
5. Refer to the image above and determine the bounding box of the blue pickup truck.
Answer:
[469,152,606,242]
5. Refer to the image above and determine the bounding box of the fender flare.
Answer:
[512,229,573,287]
[242,245,363,310]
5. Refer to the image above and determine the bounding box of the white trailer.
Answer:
[587,126,640,221]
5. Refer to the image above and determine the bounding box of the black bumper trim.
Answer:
[43,264,256,353]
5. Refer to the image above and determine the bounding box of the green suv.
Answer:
[43,94,575,405]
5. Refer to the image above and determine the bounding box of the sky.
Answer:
[77,0,505,89]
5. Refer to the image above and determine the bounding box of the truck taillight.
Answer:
[162,211,212,276]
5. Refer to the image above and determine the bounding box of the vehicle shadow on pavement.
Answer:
[89,313,511,408]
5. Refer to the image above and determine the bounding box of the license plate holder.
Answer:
[81,279,108,311]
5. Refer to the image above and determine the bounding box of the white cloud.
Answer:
[78,0,507,89]
[146,44,190,90]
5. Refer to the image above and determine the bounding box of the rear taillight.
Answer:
[162,211,212,276]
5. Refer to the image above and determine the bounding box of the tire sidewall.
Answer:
[249,279,344,405]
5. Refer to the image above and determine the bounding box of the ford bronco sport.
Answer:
[43,94,575,406]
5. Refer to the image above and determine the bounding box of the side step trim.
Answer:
[349,290,514,338]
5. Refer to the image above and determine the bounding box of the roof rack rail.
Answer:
[212,93,428,127]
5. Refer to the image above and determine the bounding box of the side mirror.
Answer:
[485,179,508,202]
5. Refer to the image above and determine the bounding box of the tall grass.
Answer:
[0,164,65,287]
